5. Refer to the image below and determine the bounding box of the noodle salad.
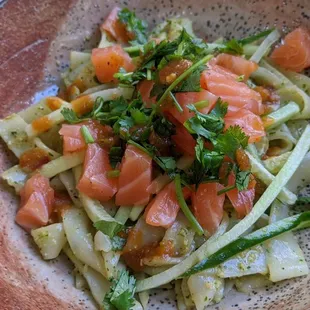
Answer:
[2,6,310,310]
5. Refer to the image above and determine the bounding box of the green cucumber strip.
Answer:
[260,60,293,86]
[136,125,310,292]
[183,211,310,277]
[114,206,132,225]
[262,102,300,130]
[243,45,259,57]
[250,29,280,63]
[239,29,274,45]
[246,151,297,204]
[246,144,261,162]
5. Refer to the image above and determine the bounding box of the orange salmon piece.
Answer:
[16,174,54,231]
[77,143,118,202]
[115,144,152,207]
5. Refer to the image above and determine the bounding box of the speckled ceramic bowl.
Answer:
[1,0,310,309]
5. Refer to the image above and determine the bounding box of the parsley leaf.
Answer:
[118,8,148,45]
[94,220,124,238]
[102,271,136,310]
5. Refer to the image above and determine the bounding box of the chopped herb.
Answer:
[109,147,124,169]
[296,196,310,205]
[153,116,175,138]
[61,108,84,124]
[80,125,95,144]
[193,100,210,109]
[175,174,203,235]
[107,170,120,178]
[114,68,146,85]
[111,236,127,251]
[118,8,148,45]
[235,169,251,191]
[156,54,214,107]
[103,270,136,310]
[94,220,124,238]
[236,75,245,82]
[218,39,243,55]
[169,91,183,112]
[184,100,227,139]
[176,65,205,92]
[157,156,177,171]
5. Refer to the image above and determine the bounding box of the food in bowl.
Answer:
[1,6,310,310]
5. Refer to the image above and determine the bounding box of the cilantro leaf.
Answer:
[235,169,251,191]
[213,125,249,159]
[141,29,208,69]
[102,271,136,310]
[184,102,226,139]
[218,39,243,55]
[130,108,149,125]
[94,220,124,238]
[176,65,205,92]
[157,157,177,171]
[111,236,127,251]
[114,68,146,85]
[118,8,148,45]
[210,99,228,118]
[61,108,84,124]
[194,137,223,174]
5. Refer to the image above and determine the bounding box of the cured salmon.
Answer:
[137,80,156,108]
[200,66,264,115]
[91,45,135,83]
[171,124,196,156]
[166,90,218,124]
[213,53,258,80]
[77,143,118,201]
[271,27,310,72]
[145,182,191,228]
[101,6,130,44]
[191,183,225,234]
[224,108,266,143]
[115,144,152,206]
[15,174,54,231]
[226,173,256,218]
[59,120,115,154]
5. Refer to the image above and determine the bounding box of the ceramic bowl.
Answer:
[1,0,310,309]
